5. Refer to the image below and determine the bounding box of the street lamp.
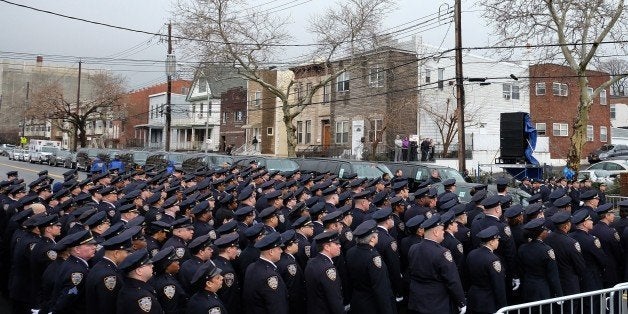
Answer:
[165,53,176,151]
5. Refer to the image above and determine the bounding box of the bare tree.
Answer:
[481,0,627,170]
[596,58,628,96]
[422,98,480,156]
[173,0,395,156]
[28,73,126,150]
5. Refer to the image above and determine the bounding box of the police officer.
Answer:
[304,231,344,314]
[117,248,163,314]
[517,218,563,303]
[85,229,133,314]
[569,210,607,292]
[237,223,265,280]
[178,234,214,295]
[146,221,172,257]
[187,261,227,314]
[372,208,403,301]
[346,220,396,314]
[407,214,466,314]
[465,226,507,314]
[590,203,624,287]
[150,246,188,314]
[162,217,195,261]
[29,214,62,310]
[212,232,242,314]
[191,201,216,241]
[242,232,289,314]
[440,210,464,275]
[39,231,75,314]
[292,216,314,270]
[277,230,306,314]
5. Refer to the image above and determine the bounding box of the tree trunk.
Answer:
[566,76,593,171]
[284,113,298,157]
[78,126,88,148]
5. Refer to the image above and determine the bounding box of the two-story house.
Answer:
[219,86,247,151]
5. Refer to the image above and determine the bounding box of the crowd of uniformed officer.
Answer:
[0,164,627,314]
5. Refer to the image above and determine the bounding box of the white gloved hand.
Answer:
[512,278,520,291]
[556,300,564,305]
[395,296,404,302]
[458,305,467,314]
[344,304,351,312]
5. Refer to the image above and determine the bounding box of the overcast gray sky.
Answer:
[0,0,491,89]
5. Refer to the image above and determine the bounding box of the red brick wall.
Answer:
[529,64,611,159]
[220,86,247,150]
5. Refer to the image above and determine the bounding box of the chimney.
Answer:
[36,56,43,66]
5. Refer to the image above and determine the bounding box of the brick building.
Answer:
[118,80,191,148]
[529,64,611,160]
[220,86,247,151]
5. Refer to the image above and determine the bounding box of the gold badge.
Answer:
[390,241,398,252]
[47,250,57,261]
[373,256,382,268]
[138,297,152,312]
[503,226,512,237]
[444,251,453,262]
[548,249,555,260]
[267,276,279,289]
[493,261,502,273]
[164,285,175,299]
[104,276,117,291]
[71,272,83,285]
[175,247,185,258]
[457,243,463,254]
[209,307,222,314]
[594,238,601,249]
[223,273,234,287]
[345,231,353,242]
[574,242,581,253]
[326,268,337,281]
[614,232,620,242]
[288,264,297,276]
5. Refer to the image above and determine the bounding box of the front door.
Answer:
[322,121,331,150]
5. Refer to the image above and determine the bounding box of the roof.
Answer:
[187,64,247,101]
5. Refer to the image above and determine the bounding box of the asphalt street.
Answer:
[0,156,87,183]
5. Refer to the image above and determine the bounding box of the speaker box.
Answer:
[500,112,527,161]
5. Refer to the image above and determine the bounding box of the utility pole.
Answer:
[454,0,466,172]
[74,60,82,151]
[165,23,173,151]
[21,82,29,147]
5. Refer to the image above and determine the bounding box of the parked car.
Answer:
[577,170,615,184]
[76,148,104,171]
[291,157,392,179]
[383,161,467,192]
[181,153,235,173]
[8,148,25,161]
[29,146,60,164]
[0,144,16,156]
[131,150,151,169]
[583,159,628,178]
[432,182,530,206]
[235,156,299,172]
[588,144,628,163]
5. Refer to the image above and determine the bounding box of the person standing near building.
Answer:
[394,135,403,162]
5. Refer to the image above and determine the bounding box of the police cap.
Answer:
[420,213,443,230]
[504,204,524,219]
[214,233,239,249]
[119,249,152,273]
[254,232,282,250]
[353,220,378,238]
[550,211,571,225]
[476,226,500,241]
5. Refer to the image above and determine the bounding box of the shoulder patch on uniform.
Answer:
[574,242,581,253]
[548,249,555,260]
[155,213,162,221]
[47,250,57,261]
[288,264,297,276]
[373,256,382,268]
[345,231,353,242]
[390,241,398,252]
[104,276,117,291]
[304,245,311,257]
[614,232,620,242]
[503,226,512,237]
[108,210,116,218]
[175,247,185,258]
[138,297,152,312]
[398,221,405,231]
[326,268,337,281]
[492,261,502,273]
[466,230,470,238]
[223,273,234,287]
[426,212,432,218]
[163,285,175,299]
[29,243,36,251]
[444,251,453,262]
[593,238,601,249]
[71,272,83,285]
[151,249,159,257]
[209,307,222,314]
[96,244,103,252]
[279,214,285,223]
[267,276,279,289]
[209,230,217,240]
[456,243,463,254]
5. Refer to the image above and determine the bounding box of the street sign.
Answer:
[20,137,27,144]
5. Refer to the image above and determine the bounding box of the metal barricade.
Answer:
[496,283,628,314]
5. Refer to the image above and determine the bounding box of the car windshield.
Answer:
[41,147,58,153]
[434,167,466,182]
[57,151,71,157]
[133,151,149,162]
[87,150,99,158]
[265,159,299,171]
[168,153,186,164]
[352,162,393,179]
[205,155,233,167]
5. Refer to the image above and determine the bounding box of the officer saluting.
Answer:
[465,226,507,314]
[242,232,289,314]
[346,220,396,314]
[116,249,163,314]
[408,213,466,314]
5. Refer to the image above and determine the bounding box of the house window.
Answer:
[222,112,227,124]
[552,82,568,96]
[535,82,546,95]
[235,111,244,122]
[587,87,594,98]
[587,125,594,141]
[297,121,303,144]
[600,89,607,105]
[437,68,444,90]
[267,127,274,136]
[323,84,331,104]
[336,72,350,92]
[305,120,312,144]
[254,91,261,107]
[610,104,616,119]
[160,104,164,117]
[199,104,204,118]
[369,66,384,87]
[192,105,196,114]
[425,68,431,83]
[295,83,303,100]
[600,126,607,142]
[198,78,207,93]
[503,83,520,100]
[368,119,383,142]
[536,123,546,136]
[335,121,349,143]
[552,123,568,137]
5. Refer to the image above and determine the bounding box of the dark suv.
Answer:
[383,162,466,192]
[291,158,393,180]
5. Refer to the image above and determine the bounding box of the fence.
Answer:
[496,283,628,314]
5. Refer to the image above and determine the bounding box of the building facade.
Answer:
[219,86,247,152]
